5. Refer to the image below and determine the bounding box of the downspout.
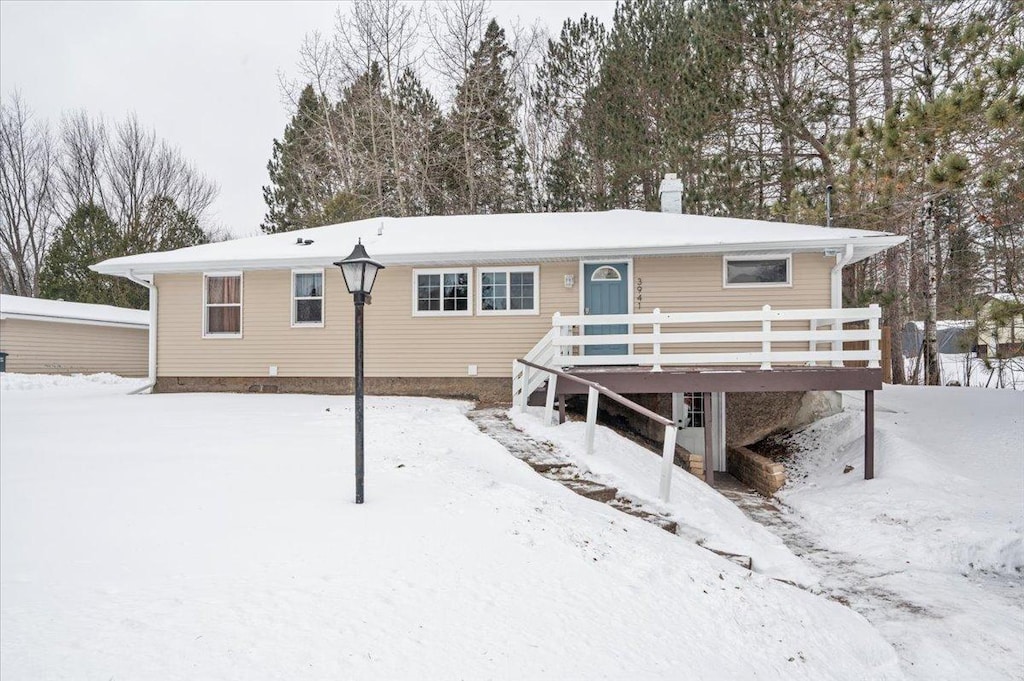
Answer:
[831,244,855,309]
[830,245,855,365]
[125,270,157,394]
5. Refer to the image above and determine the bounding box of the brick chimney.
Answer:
[659,173,683,213]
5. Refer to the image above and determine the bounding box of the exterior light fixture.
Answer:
[334,240,384,504]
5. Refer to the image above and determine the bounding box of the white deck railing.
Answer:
[549,304,882,371]
[511,327,560,406]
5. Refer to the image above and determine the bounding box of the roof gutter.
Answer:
[125,270,157,395]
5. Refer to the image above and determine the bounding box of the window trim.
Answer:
[411,267,474,317]
[291,267,325,328]
[722,254,793,288]
[476,266,540,316]
[202,271,243,339]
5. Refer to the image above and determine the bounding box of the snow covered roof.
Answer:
[0,294,149,328]
[91,209,905,276]
[987,292,1020,303]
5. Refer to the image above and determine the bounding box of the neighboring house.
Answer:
[0,295,149,376]
[977,293,1023,358]
[91,176,904,487]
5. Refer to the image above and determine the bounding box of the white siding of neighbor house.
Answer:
[0,318,148,376]
[153,253,833,378]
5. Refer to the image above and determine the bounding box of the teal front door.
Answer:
[583,262,629,355]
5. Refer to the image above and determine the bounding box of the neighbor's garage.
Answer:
[0,295,148,376]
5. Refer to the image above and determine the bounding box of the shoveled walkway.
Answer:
[711,472,937,619]
[468,408,754,569]
[467,408,678,533]
[470,406,928,616]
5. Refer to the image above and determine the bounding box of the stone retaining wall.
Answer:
[726,446,786,497]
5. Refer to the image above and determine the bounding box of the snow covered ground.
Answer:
[511,385,1024,681]
[777,386,1024,681]
[0,374,901,680]
[509,408,820,587]
[904,352,1024,389]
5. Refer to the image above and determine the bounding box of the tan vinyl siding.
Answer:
[154,253,833,378]
[0,318,148,376]
[633,253,832,356]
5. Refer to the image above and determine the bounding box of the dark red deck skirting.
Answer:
[556,366,883,394]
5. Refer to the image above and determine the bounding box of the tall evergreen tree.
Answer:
[444,19,527,214]
[262,85,340,233]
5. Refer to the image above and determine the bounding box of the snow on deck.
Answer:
[0,294,149,327]
[0,375,902,680]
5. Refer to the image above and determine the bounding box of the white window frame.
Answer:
[476,266,540,316]
[722,254,793,288]
[412,267,473,317]
[291,267,325,328]
[202,271,243,339]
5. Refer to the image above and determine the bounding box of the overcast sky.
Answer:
[0,1,617,238]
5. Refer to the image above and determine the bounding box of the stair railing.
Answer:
[514,357,678,503]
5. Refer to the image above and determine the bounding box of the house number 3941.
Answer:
[636,277,643,306]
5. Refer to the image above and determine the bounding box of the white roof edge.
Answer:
[0,311,149,329]
[0,294,150,327]
[91,236,907,277]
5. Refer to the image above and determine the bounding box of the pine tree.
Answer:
[262,85,340,233]
[445,19,526,214]
[37,204,145,308]
[533,14,607,210]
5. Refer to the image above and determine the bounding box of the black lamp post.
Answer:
[334,240,384,504]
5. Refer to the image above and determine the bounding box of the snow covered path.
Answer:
[0,375,902,680]
[774,386,1024,681]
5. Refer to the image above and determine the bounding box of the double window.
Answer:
[414,268,472,316]
[723,255,791,287]
[203,273,243,338]
[292,269,324,327]
[478,267,539,315]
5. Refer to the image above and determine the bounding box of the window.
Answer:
[413,268,472,316]
[203,273,242,337]
[478,266,539,315]
[590,265,622,281]
[723,255,791,287]
[679,392,704,428]
[292,269,324,327]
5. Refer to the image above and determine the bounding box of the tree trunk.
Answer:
[922,198,941,385]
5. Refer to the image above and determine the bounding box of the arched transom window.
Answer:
[590,265,622,282]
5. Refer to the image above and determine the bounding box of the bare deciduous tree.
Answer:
[0,94,57,296]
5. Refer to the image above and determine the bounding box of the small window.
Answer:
[478,267,539,315]
[591,265,622,281]
[723,255,791,287]
[413,269,472,316]
[292,269,324,327]
[204,273,242,337]
[679,392,704,428]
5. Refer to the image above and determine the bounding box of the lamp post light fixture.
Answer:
[334,240,384,504]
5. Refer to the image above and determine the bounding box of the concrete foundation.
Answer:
[155,376,512,406]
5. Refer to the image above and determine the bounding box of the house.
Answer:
[977,293,1023,358]
[0,295,149,376]
[90,176,904,489]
